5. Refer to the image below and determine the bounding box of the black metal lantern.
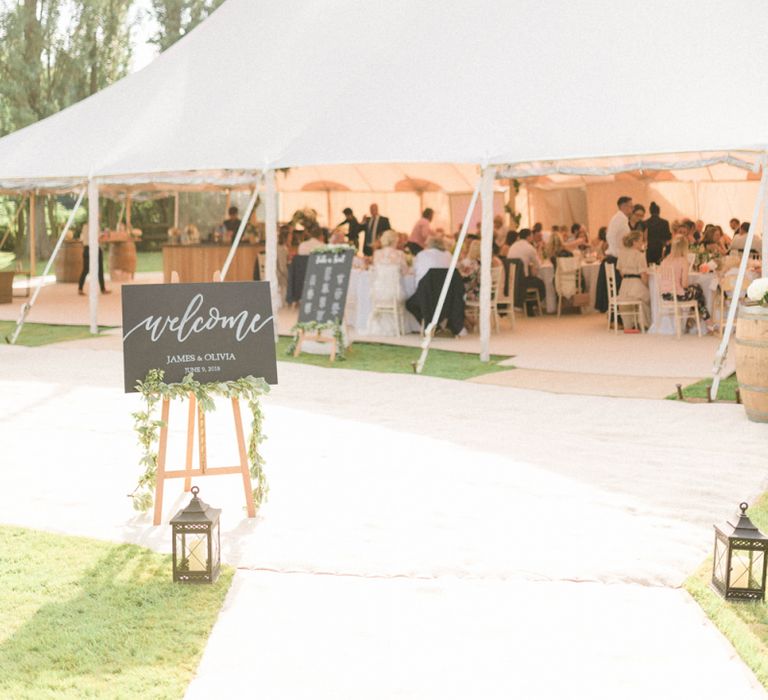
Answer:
[170,486,221,584]
[712,502,768,601]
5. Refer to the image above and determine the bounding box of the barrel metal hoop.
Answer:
[738,381,768,393]
[734,337,768,348]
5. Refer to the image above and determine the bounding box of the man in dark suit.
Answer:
[644,201,671,264]
[361,202,390,255]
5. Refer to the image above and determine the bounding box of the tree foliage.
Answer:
[149,0,223,52]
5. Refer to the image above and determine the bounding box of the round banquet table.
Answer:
[537,261,600,314]
[346,268,420,335]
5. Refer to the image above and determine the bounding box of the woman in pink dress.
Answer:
[658,235,710,322]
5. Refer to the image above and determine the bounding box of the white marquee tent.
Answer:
[1,0,767,365]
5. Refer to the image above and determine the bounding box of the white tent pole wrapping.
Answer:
[88,178,100,334]
[414,175,482,374]
[173,192,180,229]
[220,175,263,281]
[712,157,768,398]
[763,188,768,276]
[479,166,496,362]
[264,169,279,337]
[7,187,86,345]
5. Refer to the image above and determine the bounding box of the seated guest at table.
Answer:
[407,208,436,255]
[223,206,241,237]
[595,196,632,312]
[297,228,325,254]
[728,218,740,242]
[680,219,698,244]
[566,223,589,250]
[702,225,728,257]
[414,235,452,284]
[617,231,650,329]
[373,229,408,275]
[328,229,347,244]
[644,201,671,265]
[493,215,506,247]
[730,221,762,255]
[659,235,712,326]
[542,230,573,267]
[506,228,546,308]
[500,229,518,257]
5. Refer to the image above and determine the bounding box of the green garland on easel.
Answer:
[286,320,345,360]
[130,369,270,512]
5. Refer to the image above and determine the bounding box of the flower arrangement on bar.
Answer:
[746,278,768,306]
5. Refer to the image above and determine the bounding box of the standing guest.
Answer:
[617,231,650,329]
[337,207,363,247]
[493,215,506,247]
[731,221,762,254]
[630,204,647,236]
[223,206,241,237]
[695,220,705,241]
[595,196,632,312]
[644,201,671,264]
[361,203,391,256]
[595,227,608,259]
[507,228,546,307]
[727,218,740,245]
[297,228,325,254]
[408,208,436,255]
[659,235,712,329]
[413,235,452,284]
[77,223,110,295]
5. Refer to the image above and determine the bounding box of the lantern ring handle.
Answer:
[740,502,749,514]
[191,486,200,497]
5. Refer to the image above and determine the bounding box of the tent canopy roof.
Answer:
[0,0,766,191]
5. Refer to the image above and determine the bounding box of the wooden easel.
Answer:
[152,268,255,525]
[293,328,338,362]
[152,392,255,525]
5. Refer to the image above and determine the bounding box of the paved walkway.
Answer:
[0,342,765,698]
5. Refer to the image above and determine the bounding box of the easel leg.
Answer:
[232,398,256,518]
[184,392,196,492]
[293,329,304,357]
[153,398,170,526]
[198,403,207,474]
[329,336,337,362]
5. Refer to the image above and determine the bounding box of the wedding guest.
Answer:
[730,221,762,255]
[297,228,324,254]
[408,208,436,255]
[644,201,671,264]
[702,225,728,257]
[659,235,711,327]
[413,235,452,283]
[329,229,346,244]
[695,219,705,240]
[223,206,241,236]
[595,227,608,259]
[507,228,546,306]
[500,229,518,257]
[184,224,200,244]
[566,223,588,251]
[493,215,506,247]
[458,240,501,331]
[361,203,391,255]
[337,207,363,246]
[680,219,698,244]
[617,231,650,329]
[77,223,110,295]
[728,218,740,244]
[595,196,632,312]
[543,229,574,266]
[373,229,408,275]
[630,204,647,236]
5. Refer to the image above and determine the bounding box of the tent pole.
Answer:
[264,169,279,336]
[88,178,100,335]
[225,189,231,218]
[763,187,768,276]
[479,166,496,362]
[126,193,132,230]
[712,157,768,398]
[29,192,36,280]
[8,188,86,345]
[174,192,180,229]
[220,176,262,281]
[414,175,482,374]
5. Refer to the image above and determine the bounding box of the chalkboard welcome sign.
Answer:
[121,281,278,392]
[298,249,354,324]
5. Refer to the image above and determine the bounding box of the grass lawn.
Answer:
[668,373,738,402]
[277,336,511,380]
[0,321,113,347]
[0,526,233,700]
[684,493,768,690]
[1,251,162,277]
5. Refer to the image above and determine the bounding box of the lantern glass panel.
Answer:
[713,534,728,587]
[187,532,209,572]
[730,548,764,590]
[211,522,220,569]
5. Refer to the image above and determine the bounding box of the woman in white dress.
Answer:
[368,230,408,335]
[617,231,650,329]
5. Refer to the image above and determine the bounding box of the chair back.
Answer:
[687,252,696,272]
[555,257,580,298]
[490,264,502,300]
[658,261,679,297]
[371,264,402,304]
[497,260,515,305]
[605,263,618,303]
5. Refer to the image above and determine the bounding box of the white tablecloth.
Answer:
[538,261,600,313]
[648,271,718,334]
[346,268,420,335]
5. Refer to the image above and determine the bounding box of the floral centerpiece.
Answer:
[747,278,768,305]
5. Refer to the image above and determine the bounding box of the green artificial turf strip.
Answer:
[667,374,738,401]
[684,493,768,690]
[0,321,113,347]
[135,251,163,273]
[0,526,233,700]
[277,336,511,380]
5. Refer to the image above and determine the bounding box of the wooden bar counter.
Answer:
[162,244,260,283]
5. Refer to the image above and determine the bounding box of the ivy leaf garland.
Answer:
[130,369,270,514]
[285,320,345,360]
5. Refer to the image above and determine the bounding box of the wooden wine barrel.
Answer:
[735,303,768,422]
[54,240,84,283]
[108,240,137,280]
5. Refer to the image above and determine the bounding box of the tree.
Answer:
[149,0,223,52]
